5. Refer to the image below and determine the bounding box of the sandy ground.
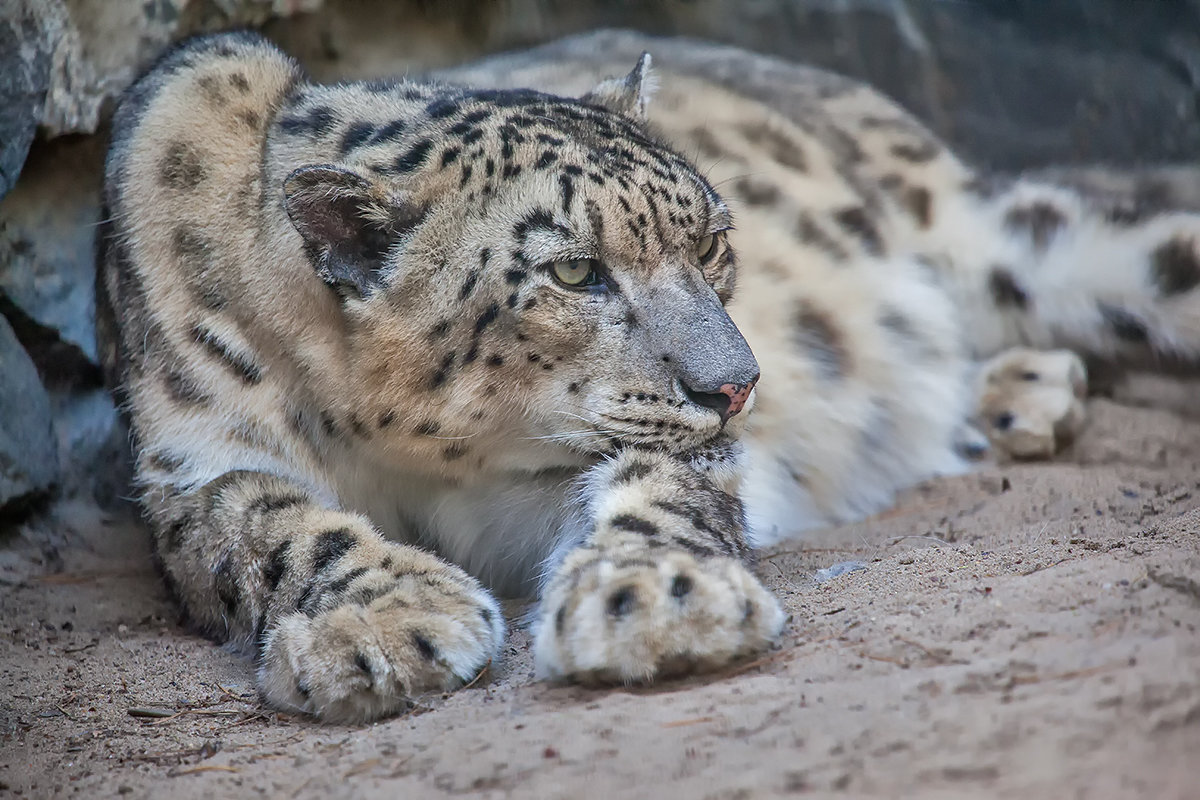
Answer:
[1,374,1198,799]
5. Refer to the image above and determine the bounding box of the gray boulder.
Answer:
[0,314,58,514]
[0,135,103,362]
[0,0,53,200]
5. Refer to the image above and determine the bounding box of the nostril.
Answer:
[682,382,734,417]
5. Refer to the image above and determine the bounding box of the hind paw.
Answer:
[975,347,1087,459]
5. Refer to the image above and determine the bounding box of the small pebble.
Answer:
[814,561,867,583]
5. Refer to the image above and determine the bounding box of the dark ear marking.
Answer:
[282,165,426,298]
[581,52,654,122]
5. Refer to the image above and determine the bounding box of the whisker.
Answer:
[522,430,608,442]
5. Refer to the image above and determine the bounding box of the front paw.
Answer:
[534,547,785,684]
[258,565,503,723]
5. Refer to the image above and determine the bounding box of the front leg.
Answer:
[143,470,503,723]
[534,450,786,683]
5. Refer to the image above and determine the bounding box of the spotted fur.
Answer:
[98,29,1200,722]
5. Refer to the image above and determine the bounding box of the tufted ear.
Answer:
[581,52,656,123]
[282,165,425,298]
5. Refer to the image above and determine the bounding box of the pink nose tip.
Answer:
[717,376,757,420]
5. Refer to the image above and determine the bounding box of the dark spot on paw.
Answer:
[610,514,658,536]
[993,412,1015,431]
[555,605,566,636]
[670,575,693,599]
[606,586,636,618]
[1020,371,1039,381]
[612,460,653,484]
[312,528,356,573]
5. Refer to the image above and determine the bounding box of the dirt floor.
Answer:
[2,374,1198,799]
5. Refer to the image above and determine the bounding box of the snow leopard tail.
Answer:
[938,169,1200,367]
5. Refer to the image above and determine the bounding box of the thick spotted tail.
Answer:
[931,174,1200,366]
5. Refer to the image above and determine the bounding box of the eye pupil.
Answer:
[551,258,599,288]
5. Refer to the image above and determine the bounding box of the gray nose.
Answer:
[647,277,759,419]
[670,309,759,421]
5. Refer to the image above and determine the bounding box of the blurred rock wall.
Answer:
[1,0,1198,520]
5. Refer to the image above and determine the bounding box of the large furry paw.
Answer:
[975,347,1087,460]
[258,562,503,723]
[533,547,785,684]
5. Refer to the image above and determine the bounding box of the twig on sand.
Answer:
[1011,662,1124,685]
[661,716,715,728]
[210,683,257,705]
[170,765,239,777]
[1021,557,1071,576]
[885,534,952,548]
[217,711,278,729]
[343,758,384,778]
[148,709,246,726]
[461,660,493,691]
[128,703,270,727]
[894,635,952,664]
[861,651,907,667]
[127,706,177,719]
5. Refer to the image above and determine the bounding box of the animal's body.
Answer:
[97,29,1200,721]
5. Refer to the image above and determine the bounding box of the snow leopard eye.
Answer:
[696,233,718,264]
[550,258,602,288]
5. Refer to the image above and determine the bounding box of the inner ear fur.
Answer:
[282,164,425,298]
[581,52,656,123]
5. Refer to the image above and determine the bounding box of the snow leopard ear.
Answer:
[582,52,656,123]
[282,165,426,299]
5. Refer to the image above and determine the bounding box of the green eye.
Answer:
[696,233,719,263]
[550,258,602,288]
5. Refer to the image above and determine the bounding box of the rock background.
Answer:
[1,0,1198,523]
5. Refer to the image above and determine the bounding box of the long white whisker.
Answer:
[521,429,607,442]
[549,409,596,425]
